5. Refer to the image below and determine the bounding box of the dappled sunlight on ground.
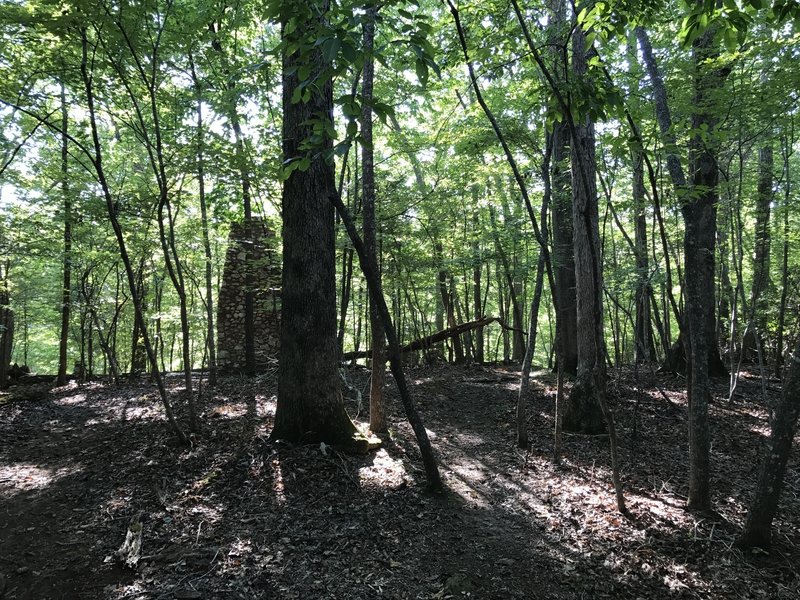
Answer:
[208,395,276,420]
[0,462,82,493]
[269,454,287,506]
[357,448,408,489]
[0,365,797,599]
[209,401,249,419]
[54,392,88,406]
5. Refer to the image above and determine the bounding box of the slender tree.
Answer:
[362,5,387,433]
[55,79,72,386]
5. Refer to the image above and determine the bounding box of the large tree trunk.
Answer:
[56,80,72,386]
[737,336,800,548]
[551,119,578,376]
[548,0,578,376]
[563,26,605,435]
[273,5,357,445]
[361,5,387,434]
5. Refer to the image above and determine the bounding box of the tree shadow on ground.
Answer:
[0,365,797,599]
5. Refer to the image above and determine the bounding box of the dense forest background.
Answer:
[1,0,800,597]
[1,0,796,380]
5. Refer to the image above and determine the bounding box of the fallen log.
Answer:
[341,316,498,362]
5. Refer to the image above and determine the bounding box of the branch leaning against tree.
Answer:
[329,191,443,493]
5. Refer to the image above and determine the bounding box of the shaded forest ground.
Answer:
[0,364,798,599]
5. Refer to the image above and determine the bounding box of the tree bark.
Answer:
[637,25,726,378]
[633,148,657,363]
[563,26,605,435]
[273,5,358,445]
[774,135,792,376]
[744,143,773,359]
[737,336,800,548]
[361,6,386,434]
[0,263,12,390]
[56,80,72,386]
[189,54,218,387]
[548,0,578,376]
[685,27,726,510]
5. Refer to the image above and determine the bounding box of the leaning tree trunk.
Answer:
[272,6,358,445]
[79,28,187,444]
[332,193,443,491]
[637,25,726,379]
[563,26,605,435]
[737,336,800,548]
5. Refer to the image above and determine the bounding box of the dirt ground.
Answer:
[0,364,798,599]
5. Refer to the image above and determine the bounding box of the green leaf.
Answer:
[415,58,428,86]
[322,37,341,63]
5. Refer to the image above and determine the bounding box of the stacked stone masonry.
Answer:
[217,219,281,372]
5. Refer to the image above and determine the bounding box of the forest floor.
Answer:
[0,363,798,599]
